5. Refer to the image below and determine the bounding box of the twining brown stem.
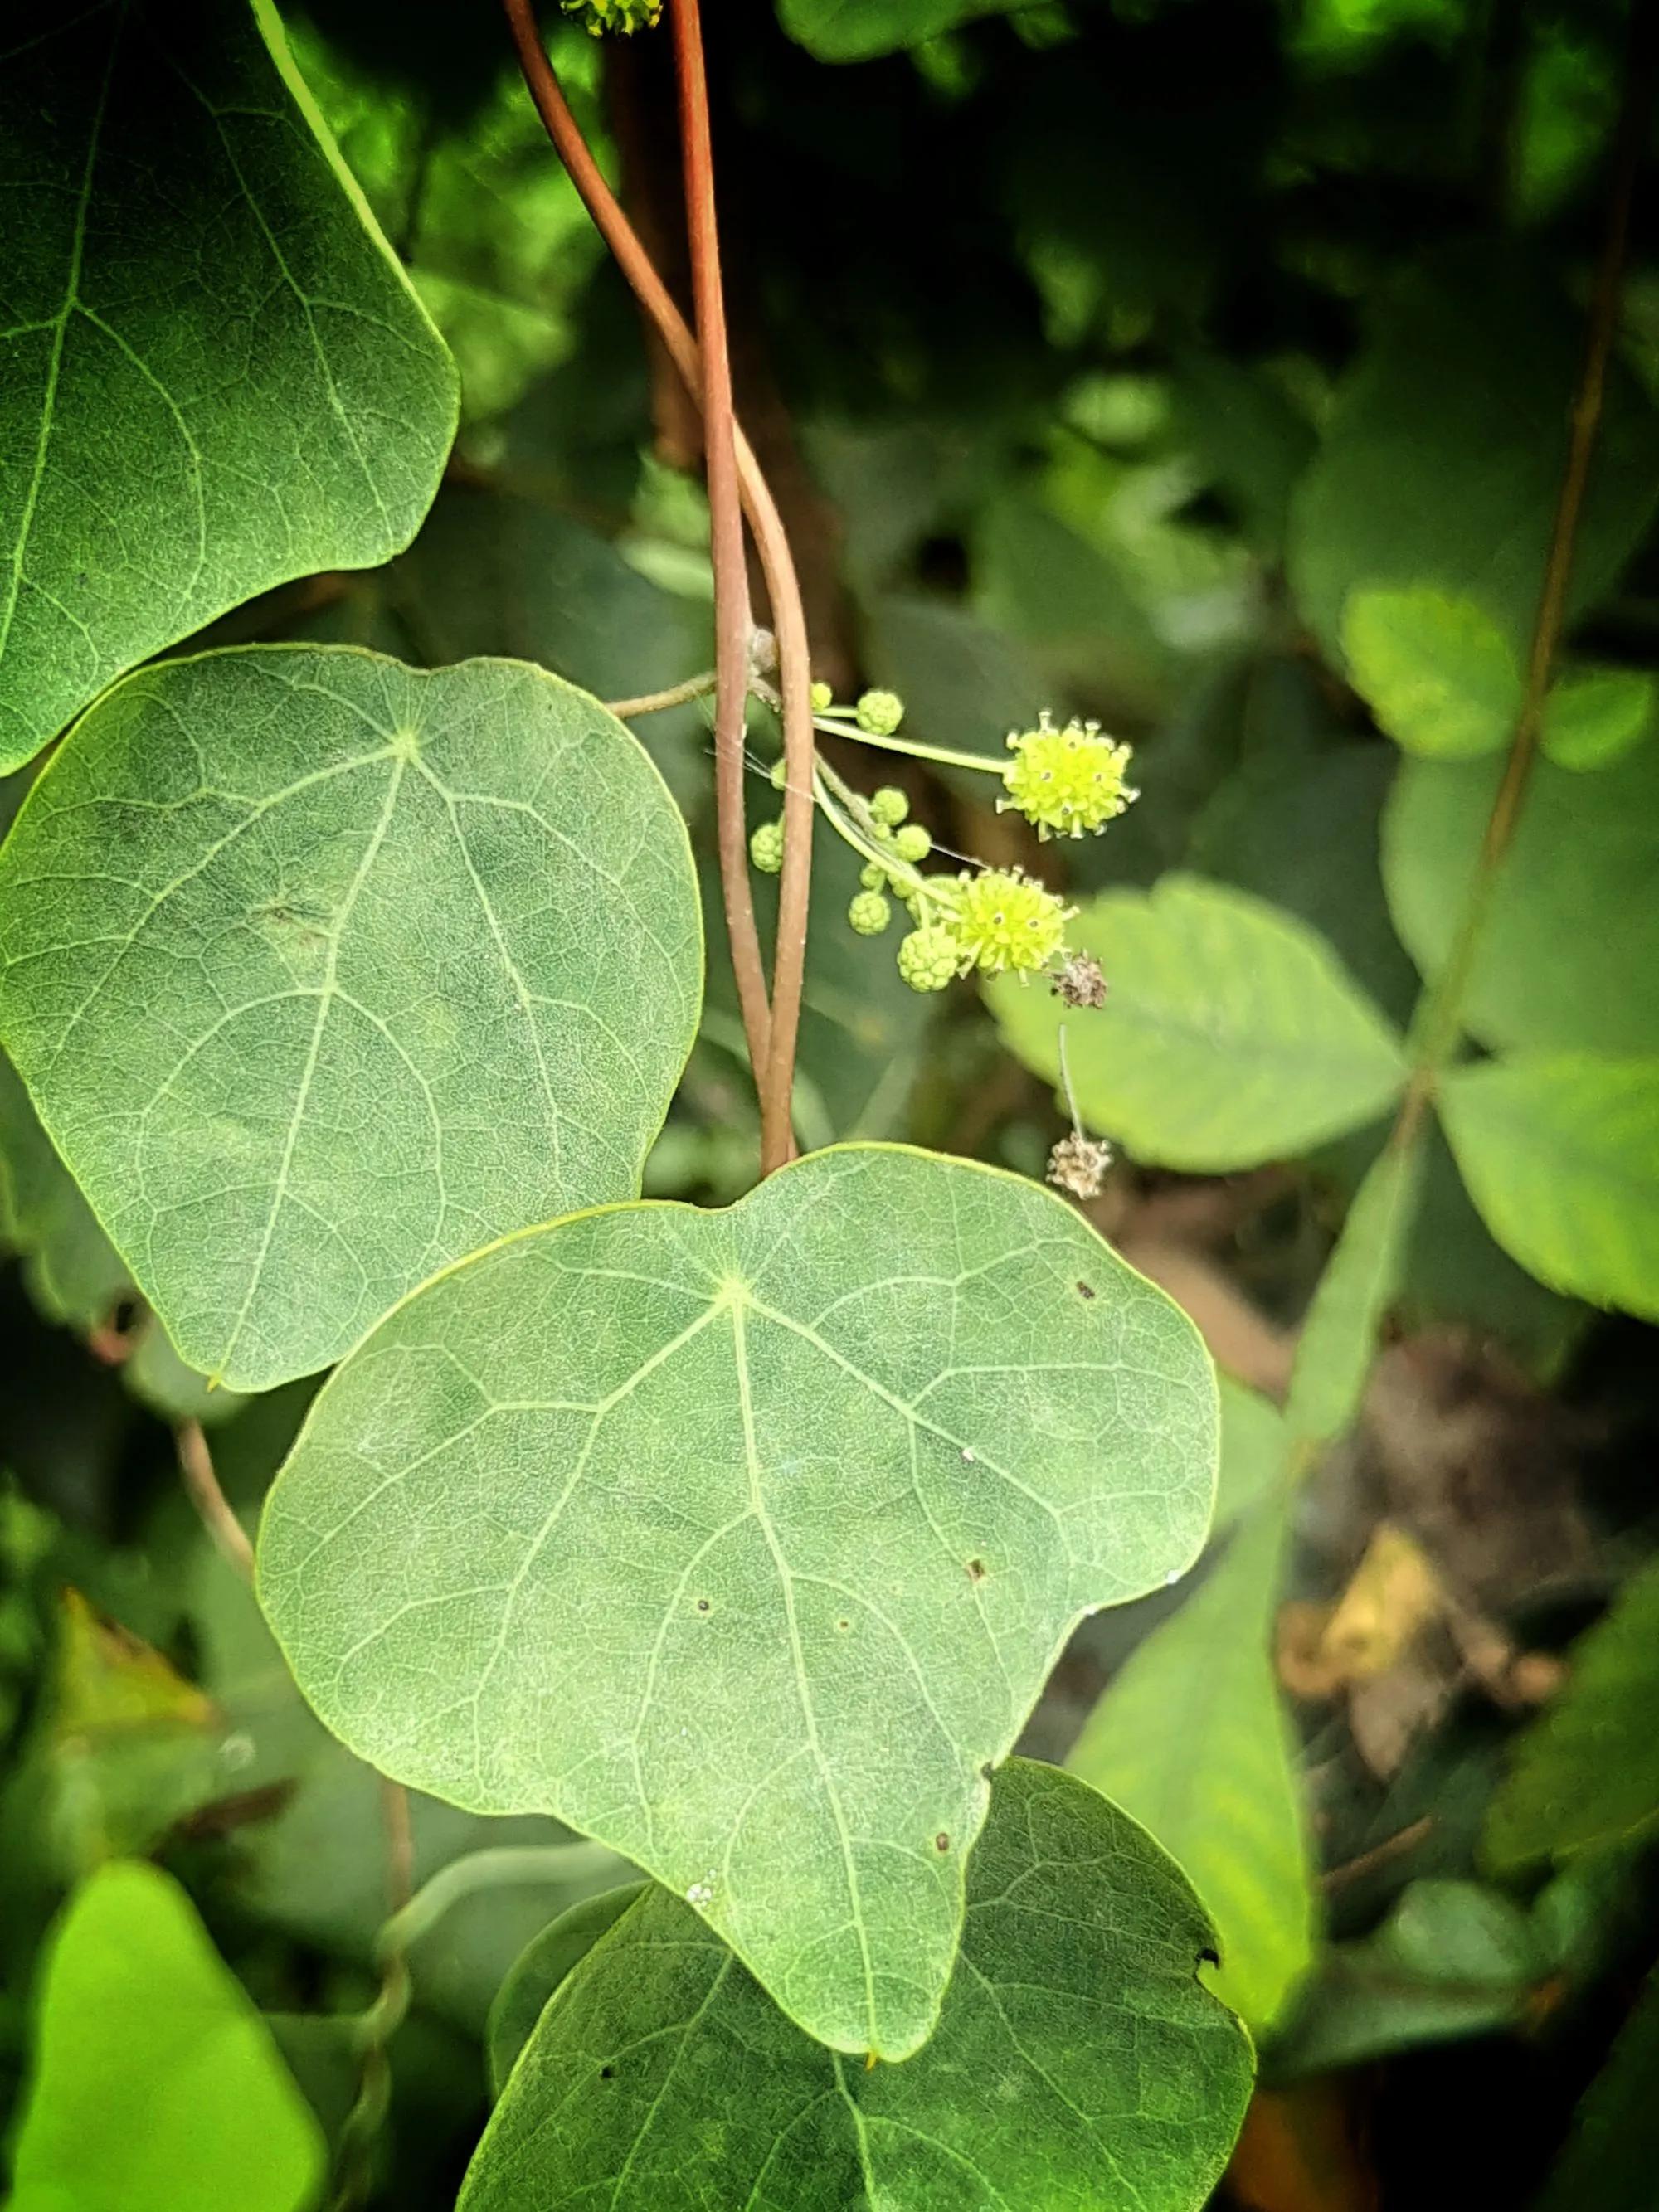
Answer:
[501,0,816,1171]
[175,1418,254,1580]
[1389,4,1657,1156]
[666,0,771,1140]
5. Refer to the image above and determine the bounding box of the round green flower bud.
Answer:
[859,861,888,891]
[869,785,909,828]
[749,818,785,873]
[810,680,834,712]
[848,889,893,936]
[893,822,932,863]
[855,688,905,737]
[896,925,961,993]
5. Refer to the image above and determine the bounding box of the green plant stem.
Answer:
[606,668,718,717]
[328,1779,415,2212]
[376,1841,620,1961]
[501,0,817,1174]
[815,713,1004,778]
[1388,4,1655,1159]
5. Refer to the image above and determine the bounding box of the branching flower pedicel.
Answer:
[754,684,1135,996]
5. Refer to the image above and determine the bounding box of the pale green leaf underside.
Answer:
[0,0,457,772]
[465,1762,1253,2212]
[0,646,702,1389]
[1439,1055,1659,1324]
[258,1145,1218,2059]
[989,873,1407,1172]
[1068,1498,1315,2030]
[7,1860,323,2212]
[1486,1553,1659,1871]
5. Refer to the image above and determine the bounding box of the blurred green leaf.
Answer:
[1487,1552,1659,1870]
[1384,741,1659,1056]
[1287,1129,1426,1445]
[1439,1054,1659,1322]
[1215,1376,1288,1532]
[1273,1878,1545,2076]
[461,1762,1253,2210]
[7,1859,324,2212]
[1290,246,1659,664]
[1068,1497,1316,2030]
[990,874,1407,1170]
[1342,587,1520,760]
[1533,1962,1659,2212]
[776,0,1035,64]
[1542,668,1657,773]
[0,0,457,773]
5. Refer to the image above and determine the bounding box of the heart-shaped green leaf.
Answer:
[989,874,1408,1172]
[0,645,701,1389]
[0,0,458,772]
[258,1144,1217,2058]
[464,1762,1253,2211]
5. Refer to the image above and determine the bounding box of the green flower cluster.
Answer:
[560,0,661,32]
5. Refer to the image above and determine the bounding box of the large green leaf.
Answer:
[1486,1553,1659,1870]
[1439,1055,1659,1322]
[0,645,701,1390]
[1384,741,1659,1056]
[462,1761,1253,2211]
[1286,1130,1426,1446]
[776,0,1036,64]
[259,1144,1218,2059]
[1288,245,1659,663]
[7,1859,324,2212]
[1068,1497,1315,2030]
[989,874,1407,1171]
[0,0,457,773]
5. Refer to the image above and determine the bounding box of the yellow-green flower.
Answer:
[1000,712,1137,840]
[941,868,1073,976]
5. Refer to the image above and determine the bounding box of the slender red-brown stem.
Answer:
[500,0,815,1169]
[666,0,775,1157]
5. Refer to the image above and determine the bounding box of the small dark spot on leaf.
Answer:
[695,1598,711,1613]
[1198,1947,1219,1969]
[934,1832,950,1852]
[966,1558,985,1582]
[979,1761,995,1782]
[599,2064,615,2080]
[836,1618,850,1631]
[1076,1281,1096,1300]
[109,1296,141,1336]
